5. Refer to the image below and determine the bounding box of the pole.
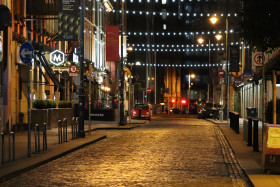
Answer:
[88,63,92,134]
[27,63,31,157]
[78,0,85,137]
[168,94,170,115]
[119,0,125,126]
[261,51,265,134]
[128,78,131,123]
[154,51,157,104]
[226,17,229,125]
[273,70,276,124]
[208,39,210,102]
[188,74,190,114]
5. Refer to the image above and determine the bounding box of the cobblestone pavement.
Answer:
[2,116,250,186]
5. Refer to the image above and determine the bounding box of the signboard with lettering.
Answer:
[106,26,119,61]
[90,109,115,121]
[58,0,79,41]
[27,0,58,15]
[49,50,65,66]
[262,124,280,171]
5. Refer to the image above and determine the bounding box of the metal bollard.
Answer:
[9,132,15,161]
[75,117,79,138]
[58,120,62,144]
[229,112,233,129]
[235,112,239,134]
[247,117,252,146]
[63,118,67,142]
[71,117,76,140]
[253,118,259,152]
[1,133,4,164]
[43,123,47,150]
[34,124,40,153]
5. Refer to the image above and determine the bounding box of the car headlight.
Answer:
[146,112,149,115]
[133,111,136,114]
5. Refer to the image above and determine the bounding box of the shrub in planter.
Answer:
[58,101,72,108]
[265,98,280,124]
[33,99,47,109]
[46,99,56,108]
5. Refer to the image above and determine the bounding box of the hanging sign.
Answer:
[106,26,119,62]
[50,50,65,66]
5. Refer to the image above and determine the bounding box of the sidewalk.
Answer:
[0,119,148,183]
[208,118,280,187]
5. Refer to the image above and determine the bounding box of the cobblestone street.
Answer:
[2,116,250,186]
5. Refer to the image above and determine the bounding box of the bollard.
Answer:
[34,124,40,153]
[247,117,252,146]
[1,133,4,164]
[253,118,259,152]
[71,117,76,140]
[75,117,79,139]
[58,120,62,144]
[230,111,233,130]
[43,123,47,150]
[9,132,15,161]
[235,112,239,134]
[63,118,67,142]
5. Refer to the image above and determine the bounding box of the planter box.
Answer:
[31,108,73,129]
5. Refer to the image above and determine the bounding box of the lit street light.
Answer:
[197,32,222,105]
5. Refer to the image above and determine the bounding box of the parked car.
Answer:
[131,104,151,120]
[198,102,221,119]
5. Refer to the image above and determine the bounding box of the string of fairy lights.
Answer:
[127,42,249,52]
[112,0,215,3]
[128,42,244,48]
[124,62,232,68]
[125,29,235,36]
[88,29,236,38]
[107,10,238,18]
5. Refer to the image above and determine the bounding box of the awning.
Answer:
[34,51,62,88]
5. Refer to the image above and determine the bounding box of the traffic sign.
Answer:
[20,42,33,64]
[219,69,224,78]
[69,65,77,73]
[253,52,265,66]
[147,87,151,94]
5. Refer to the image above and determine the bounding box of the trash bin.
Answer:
[246,107,257,118]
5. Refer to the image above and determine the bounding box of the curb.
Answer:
[0,135,107,183]
[208,120,254,187]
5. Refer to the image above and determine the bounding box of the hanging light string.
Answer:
[125,29,235,36]
[112,0,214,3]
[128,42,244,48]
[124,62,230,68]
[106,9,238,18]
[131,46,249,52]
[88,5,238,18]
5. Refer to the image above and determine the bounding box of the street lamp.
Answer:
[197,33,222,104]
[188,73,195,114]
[208,16,229,123]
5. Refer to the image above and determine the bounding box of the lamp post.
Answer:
[225,17,229,125]
[188,74,195,114]
[197,32,222,105]
[78,0,85,138]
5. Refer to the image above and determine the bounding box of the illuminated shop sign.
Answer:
[50,50,65,66]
